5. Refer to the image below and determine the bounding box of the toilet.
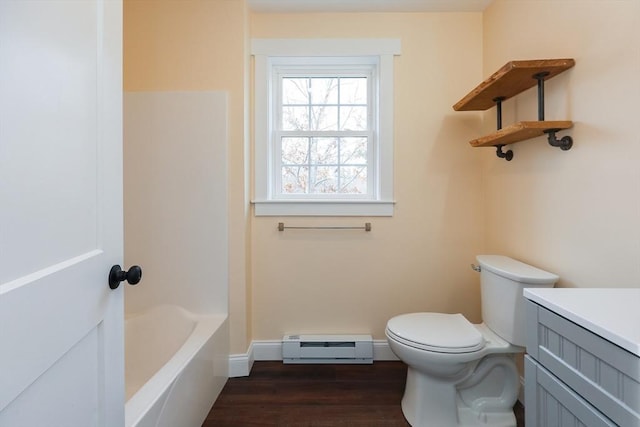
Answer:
[385,255,558,427]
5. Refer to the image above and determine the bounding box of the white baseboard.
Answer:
[228,341,255,377]
[228,339,397,378]
[253,339,283,361]
[373,340,400,361]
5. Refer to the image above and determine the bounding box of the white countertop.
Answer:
[524,288,640,357]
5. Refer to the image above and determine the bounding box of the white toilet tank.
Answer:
[477,255,559,347]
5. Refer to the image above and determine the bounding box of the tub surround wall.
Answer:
[482,0,640,289]
[124,92,229,316]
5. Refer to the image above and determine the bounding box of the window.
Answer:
[277,64,372,198]
[252,39,400,216]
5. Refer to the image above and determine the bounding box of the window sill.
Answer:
[252,199,395,216]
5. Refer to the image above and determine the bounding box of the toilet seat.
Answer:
[386,313,485,353]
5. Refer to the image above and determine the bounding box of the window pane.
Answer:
[310,78,338,104]
[310,138,338,165]
[282,166,308,193]
[311,106,338,131]
[340,137,367,165]
[274,68,376,200]
[311,166,338,194]
[339,166,367,194]
[282,138,309,164]
[340,106,367,131]
[282,106,309,130]
[340,77,367,104]
[282,78,310,105]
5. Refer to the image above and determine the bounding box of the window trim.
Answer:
[252,38,400,216]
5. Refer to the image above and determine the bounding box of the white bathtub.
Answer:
[124,305,228,427]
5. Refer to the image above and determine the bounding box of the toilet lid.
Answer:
[386,313,485,353]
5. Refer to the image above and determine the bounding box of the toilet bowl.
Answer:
[386,314,520,426]
[386,255,559,427]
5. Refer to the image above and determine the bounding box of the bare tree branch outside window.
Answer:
[280,76,369,195]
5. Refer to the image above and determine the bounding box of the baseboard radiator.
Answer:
[282,334,373,364]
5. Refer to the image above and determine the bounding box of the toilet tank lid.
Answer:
[476,255,559,284]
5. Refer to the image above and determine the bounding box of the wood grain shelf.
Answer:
[469,121,573,147]
[453,59,575,111]
[453,58,575,159]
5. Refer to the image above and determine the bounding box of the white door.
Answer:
[0,1,125,426]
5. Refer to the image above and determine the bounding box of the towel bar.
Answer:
[277,222,371,232]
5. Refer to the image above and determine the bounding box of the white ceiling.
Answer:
[248,0,494,13]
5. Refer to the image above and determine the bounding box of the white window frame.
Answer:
[252,38,400,216]
[274,59,375,200]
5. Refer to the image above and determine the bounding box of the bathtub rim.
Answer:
[124,306,227,427]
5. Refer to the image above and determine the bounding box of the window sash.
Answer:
[272,65,376,199]
[274,132,374,199]
[276,71,372,133]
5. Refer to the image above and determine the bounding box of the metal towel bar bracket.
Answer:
[278,222,372,232]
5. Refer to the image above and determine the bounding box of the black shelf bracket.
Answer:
[534,72,550,121]
[495,144,513,161]
[534,71,573,151]
[494,96,505,130]
[545,129,573,151]
[493,97,513,161]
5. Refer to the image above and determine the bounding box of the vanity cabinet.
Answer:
[524,290,640,427]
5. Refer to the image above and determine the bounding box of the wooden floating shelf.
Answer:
[453,59,575,111]
[452,58,576,160]
[469,121,573,147]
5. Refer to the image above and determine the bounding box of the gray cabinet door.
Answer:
[525,356,616,427]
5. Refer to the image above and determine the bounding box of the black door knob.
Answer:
[108,265,142,289]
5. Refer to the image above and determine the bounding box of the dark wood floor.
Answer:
[203,361,524,426]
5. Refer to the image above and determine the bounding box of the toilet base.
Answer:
[456,406,516,427]
[400,356,518,427]
[401,383,517,427]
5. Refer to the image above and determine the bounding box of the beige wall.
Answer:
[250,12,485,340]
[124,1,640,356]
[482,0,640,289]
[123,0,252,353]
